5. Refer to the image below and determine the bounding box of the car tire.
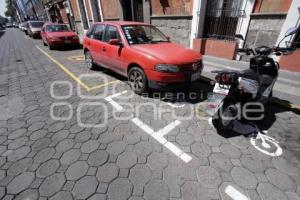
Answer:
[85,51,95,70]
[128,67,148,95]
[49,44,54,50]
[212,98,237,134]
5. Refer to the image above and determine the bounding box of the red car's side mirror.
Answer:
[109,39,122,46]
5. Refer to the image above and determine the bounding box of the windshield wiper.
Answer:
[150,40,168,43]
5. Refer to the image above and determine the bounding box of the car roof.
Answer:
[28,20,44,23]
[43,22,68,26]
[93,21,148,26]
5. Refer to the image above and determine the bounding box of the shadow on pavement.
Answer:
[0,30,5,39]
[216,104,293,139]
[145,79,214,104]
[90,65,128,81]
[53,44,83,51]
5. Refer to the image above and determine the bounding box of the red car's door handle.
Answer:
[87,42,91,45]
[102,47,106,52]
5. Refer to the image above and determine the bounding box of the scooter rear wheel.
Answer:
[213,99,237,132]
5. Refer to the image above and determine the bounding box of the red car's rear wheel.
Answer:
[84,51,95,70]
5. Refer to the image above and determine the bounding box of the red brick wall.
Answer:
[279,49,300,72]
[100,0,119,19]
[193,39,238,60]
[151,0,193,16]
[253,0,292,13]
[69,0,81,21]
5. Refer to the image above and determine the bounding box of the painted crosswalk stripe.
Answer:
[225,185,249,200]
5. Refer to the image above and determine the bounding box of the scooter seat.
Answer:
[240,69,259,81]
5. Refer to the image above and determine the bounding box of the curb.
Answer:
[270,97,300,113]
[200,76,300,114]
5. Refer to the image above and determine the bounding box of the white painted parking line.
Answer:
[156,120,181,137]
[225,185,249,200]
[166,102,185,108]
[131,117,192,163]
[105,91,192,163]
[105,91,127,111]
[109,90,128,99]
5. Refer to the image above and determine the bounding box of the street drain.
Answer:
[15,59,23,63]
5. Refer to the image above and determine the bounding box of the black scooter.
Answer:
[205,26,297,133]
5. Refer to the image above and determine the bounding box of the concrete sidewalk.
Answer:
[202,55,300,105]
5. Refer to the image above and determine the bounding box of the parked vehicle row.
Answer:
[19,21,80,49]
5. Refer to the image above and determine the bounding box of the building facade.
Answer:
[15,0,300,71]
[67,0,194,46]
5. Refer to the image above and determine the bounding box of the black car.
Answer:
[0,24,5,30]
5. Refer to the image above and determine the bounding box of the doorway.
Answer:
[121,0,144,22]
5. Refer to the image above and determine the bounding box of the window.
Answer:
[78,0,89,29]
[103,25,120,42]
[30,21,44,28]
[90,0,101,21]
[91,24,105,41]
[203,0,245,40]
[122,25,168,45]
[46,25,70,32]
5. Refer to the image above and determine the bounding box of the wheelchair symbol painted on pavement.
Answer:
[250,131,283,157]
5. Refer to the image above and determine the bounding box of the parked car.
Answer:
[6,23,12,28]
[13,22,18,28]
[23,22,29,34]
[41,23,80,50]
[28,21,44,38]
[83,21,203,94]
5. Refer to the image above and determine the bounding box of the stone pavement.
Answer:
[0,28,299,200]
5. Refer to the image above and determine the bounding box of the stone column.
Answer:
[143,0,150,23]
[189,0,207,48]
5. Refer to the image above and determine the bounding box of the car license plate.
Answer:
[65,40,71,43]
[213,83,230,95]
[205,93,226,116]
[191,72,201,82]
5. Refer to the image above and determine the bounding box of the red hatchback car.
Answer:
[41,23,80,50]
[83,21,203,94]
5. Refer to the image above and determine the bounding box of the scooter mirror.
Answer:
[235,34,244,41]
[285,26,298,37]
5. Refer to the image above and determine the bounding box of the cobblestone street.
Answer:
[0,28,300,200]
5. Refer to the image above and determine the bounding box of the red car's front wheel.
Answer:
[128,67,148,95]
